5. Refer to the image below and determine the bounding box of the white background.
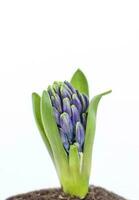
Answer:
[0,0,139,199]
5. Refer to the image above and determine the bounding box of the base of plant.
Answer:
[6,185,127,200]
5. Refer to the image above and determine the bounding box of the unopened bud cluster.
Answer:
[48,81,89,153]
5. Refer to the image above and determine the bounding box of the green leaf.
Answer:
[32,93,54,161]
[70,69,89,97]
[82,90,112,181]
[41,91,69,179]
[69,144,80,181]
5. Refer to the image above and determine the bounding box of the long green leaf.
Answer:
[41,91,69,178]
[32,93,54,161]
[82,90,112,180]
[70,69,89,97]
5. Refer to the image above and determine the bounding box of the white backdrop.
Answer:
[0,1,139,199]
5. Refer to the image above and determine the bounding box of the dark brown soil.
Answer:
[6,186,127,200]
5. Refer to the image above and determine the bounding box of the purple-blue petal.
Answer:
[51,94,62,113]
[82,94,89,111]
[60,128,70,152]
[76,91,89,113]
[71,94,82,113]
[48,86,55,97]
[60,112,73,142]
[63,98,71,117]
[77,93,86,112]
[75,122,85,148]
[71,104,80,126]
[64,84,73,96]
[53,107,60,125]
[64,81,76,93]
[60,85,71,99]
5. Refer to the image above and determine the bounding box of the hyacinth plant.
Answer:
[32,69,111,199]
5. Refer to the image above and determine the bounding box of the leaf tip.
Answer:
[102,89,112,96]
[32,92,40,102]
[42,90,47,97]
[71,68,89,97]
[73,68,86,79]
[32,92,37,97]
[76,68,83,74]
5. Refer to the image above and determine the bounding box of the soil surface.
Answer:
[6,186,127,200]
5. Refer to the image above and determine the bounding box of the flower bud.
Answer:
[72,94,82,113]
[76,91,89,113]
[60,128,70,152]
[71,104,80,126]
[48,86,55,97]
[60,85,71,99]
[60,112,73,143]
[75,122,85,152]
[53,107,60,125]
[63,98,71,117]
[52,82,60,95]
[64,81,76,93]
[51,94,62,113]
